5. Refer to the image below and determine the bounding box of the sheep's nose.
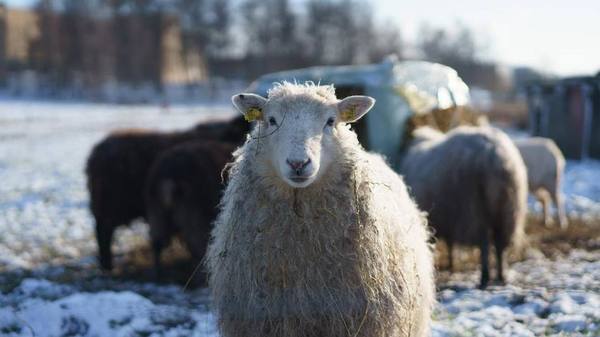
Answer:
[286,158,311,175]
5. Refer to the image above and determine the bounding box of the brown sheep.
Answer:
[86,115,248,271]
[144,140,236,283]
[401,126,528,288]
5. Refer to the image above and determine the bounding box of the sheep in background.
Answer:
[144,140,235,282]
[86,115,248,271]
[206,82,435,337]
[401,126,528,288]
[514,137,568,229]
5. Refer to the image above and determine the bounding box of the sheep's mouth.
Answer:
[285,174,317,188]
[289,176,310,183]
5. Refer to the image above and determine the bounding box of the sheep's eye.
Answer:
[268,117,277,126]
[326,117,335,127]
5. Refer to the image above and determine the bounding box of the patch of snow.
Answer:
[562,160,600,218]
[552,314,588,333]
[434,250,600,337]
[513,298,547,316]
[549,293,578,314]
[0,278,217,337]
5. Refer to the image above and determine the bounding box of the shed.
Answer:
[527,74,600,159]
[248,57,470,166]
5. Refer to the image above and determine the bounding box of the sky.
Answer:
[4,0,600,77]
[377,0,600,76]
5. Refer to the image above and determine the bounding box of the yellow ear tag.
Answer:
[340,105,357,122]
[245,107,263,122]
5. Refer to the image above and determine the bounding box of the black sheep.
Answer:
[144,140,236,282]
[86,115,248,271]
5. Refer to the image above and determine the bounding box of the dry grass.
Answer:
[524,214,600,256]
[485,101,529,129]
[111,237,207,287]
[434,215,600,284]
[406,106,485,133]
[109,214,599,288]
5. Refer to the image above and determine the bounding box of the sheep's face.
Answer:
[232,86,374,188]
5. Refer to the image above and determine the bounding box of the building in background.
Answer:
[0,5,206,100]
[0,5,39,66]
[0,4,40,85]
[0,4,5,82]
[527,74,600,159]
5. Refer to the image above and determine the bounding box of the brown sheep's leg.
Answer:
[152,239,165,280]
[479,232,490,289]
[447,240,454,272]
[95,222,114,271]
[494,239,506,285]
[148,210,173,281]
[179,209,211,286]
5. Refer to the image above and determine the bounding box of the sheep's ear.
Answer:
[337,96,375,123]
[232,93,267,122]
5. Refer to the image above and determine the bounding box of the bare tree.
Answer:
[304,0,356,65]
[30,0,63,88]
[207,0,231,56]
[418,23,481,66]
[24,0,411,90]
[0,3,7,84]
[417,23,505,91]
[304,0,392,65]
[106,0,162,87]
[240,0,303,75]
[177,0,231,59]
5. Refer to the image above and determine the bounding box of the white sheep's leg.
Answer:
[537,191,552,227]
[553,190,569,230]
[543,196,552,227]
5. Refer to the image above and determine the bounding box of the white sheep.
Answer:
[513,137,568,229]
[401,126,528,288]
[206,82,435,337]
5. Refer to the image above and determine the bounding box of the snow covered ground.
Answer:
[433,250,600,337]
[562,160,600,219]
[0,250,597,337]
[0,100,598,336]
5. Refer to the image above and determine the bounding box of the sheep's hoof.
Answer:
[490,278,506,287]
[98,259,113,272]
[153,268,163,281]
[559,219,569,230]
[478,278,490,290]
